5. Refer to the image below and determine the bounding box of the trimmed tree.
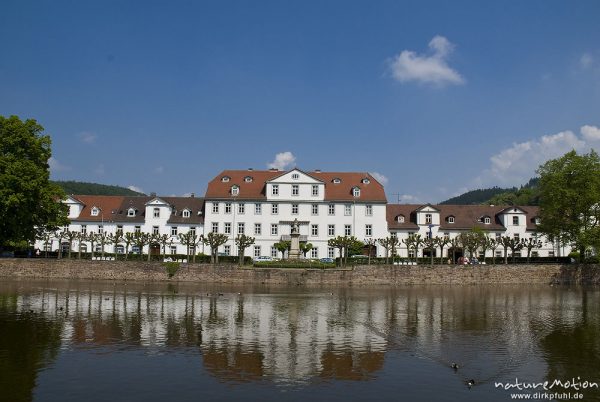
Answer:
[155,234,172,260]
[200,232,229,263]
[422,236,436,265]
[123,232,135,261]
[434,236,450,265]
[235,234,255,266]
[64,230,78,259]
[274,240,291,260]
[132,232,151,261]
[364,238,377,265]
[521,237,542,263]
[108,230,124,259]
[300,242,314,258]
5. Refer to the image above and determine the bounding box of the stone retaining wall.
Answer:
[0,259,599,285]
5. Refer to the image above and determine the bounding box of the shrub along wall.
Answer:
[1,259,599,285]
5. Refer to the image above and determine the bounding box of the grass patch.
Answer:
[163,261,181,278]
[253,260,336,269]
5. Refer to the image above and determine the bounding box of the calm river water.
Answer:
[0,279,599,402]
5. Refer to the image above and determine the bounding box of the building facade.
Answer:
[35,168,568,259]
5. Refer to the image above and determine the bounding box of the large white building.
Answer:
[35,167,569,260]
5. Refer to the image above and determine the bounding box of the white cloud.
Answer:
[580,53,593,69]
[267,151,296,170]
[472,126,597,188]
[399,194,421,204]
[127,185,144,194]
[389,35,465,86]
[581,125,600,141]
[78,131,97,144]
[370,172,388,185]
[48,157,69,173]
[155,166,165,174]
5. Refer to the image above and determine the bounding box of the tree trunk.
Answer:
[504,247,508,264]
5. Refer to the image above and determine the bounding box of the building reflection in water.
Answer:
[1,281,598,392]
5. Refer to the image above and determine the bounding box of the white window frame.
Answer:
[238,222,245,235]
[91,207,99,217]
[224,222,231,235]
[328,224,335,236]
[254,223,261,235]
[225,203,232,214]
[425,213,432,224]
[292,184,299,196]
[344,225,352,236]
[328,204,335,215]
[171,226,178,236]
[311,204,318,215]
[231,186,239,196]
[292,204,299,214]
[312,185,319,196]
[272,184,279,196]
[365,224,372,237]
[182,209,191,218]
[271,224,278,236]
[212,223,219,233]
[153,208,160,218]
[344,204,351,216]
[238,203,245,214]
[311,248,318,258]
[353,187,360,197]
[255,203,262,215]
[127,208,135,217]
[311,224,318,236]
[254,245,261,257]
[223,245,231,256]
[365,205,373,216]
[212,203,219,213]
[271,204,278,214]
[152,226,159,235]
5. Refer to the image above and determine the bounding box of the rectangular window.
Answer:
[98,225,104,235]
[409,249,415,258]
[495,250,502,257]
[238,203,245,214]
[548,251,555,257]
[365,224,372,237]
[425,213,432,224]
[190,227,196,236]
[254,245,261,258]
[134,226,141,233]
[271,224,278,236]
[171,226,178,236]
[272,184,279,195]
[212,223,218,233]
[272,204,278,214]
[328,224,335,236]
[513,216,519,225]
[271,246,278,257]
[254,223,261,235]
[344,225,352,236]
[328,247,335,258]
[312,185,319,196]
[255,203,262,215]
[311,224,318,236]
[170,246,177,255]
[292,204,299,214]
[344,204,351,216]
[514,233,520,241]
[328,204,335,215]
[153,208,160,218]
[311,248,318,258]
[365,205,373,216]
[212,203,219,213]
[224,222,231,234]
[292,184,299,196]
[117,225,123,232]
[238,222,245,235]
[152,226,159,235]
[224,245,230,256]
[311,204,318,215]
[81,225,87,234]
[225,203,232,214]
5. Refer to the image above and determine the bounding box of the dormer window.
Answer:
[91,207,99,217]
[513,216,519,225]
[291,173,300,180]
[182,209,191,218]
[484,216,491,224]
[362,178,370,184]
[244,176,253,182]
[447,216,455,224]
[221,176,230,182]
[396,215,405,223]
[332,178,341,184]
[535,217,541,225]
[352,187,361,197]
[127,208,136,217]
[231,185,239,196]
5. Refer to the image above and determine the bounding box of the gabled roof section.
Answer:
[387,204,419,230]
[67,195,126,222]
[311,171,387,202]
[415,204,440,212]
[162,196,205,224]
[204,169,387,202]
[145,197,170,206]
[267,168,324,183]
[205,170,282,200]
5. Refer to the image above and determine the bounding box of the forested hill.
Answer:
[440,178,540,205]
[53,181,146,196]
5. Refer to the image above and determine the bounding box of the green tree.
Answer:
[537,150,600,261]
[274,240,291,260]
[0,115,68,249]
[488,237,500,265]
[235,234,255,266]
[97,232,109,259]
[107,230,124,259]
[200,232,229,263]
[521,237,542,263]
[364,238,377,265]
[404,234,423,264]
[155,234,172,260]
[123,232,135,260]
[433,236,450,264]
[422,236,436,265]
[64,230,78,259]
[132,232,151,261]
[378,236,400,265]
[299,242,314,258]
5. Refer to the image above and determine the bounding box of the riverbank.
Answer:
[1,258,599,285]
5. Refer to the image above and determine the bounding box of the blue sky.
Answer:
[1,1,599,203]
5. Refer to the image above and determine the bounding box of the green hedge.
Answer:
[253,260,336,269]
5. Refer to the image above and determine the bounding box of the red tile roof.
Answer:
[204,170,387,202]
[387,204,540,231]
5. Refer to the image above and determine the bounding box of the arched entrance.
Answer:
[447,247,463,263]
